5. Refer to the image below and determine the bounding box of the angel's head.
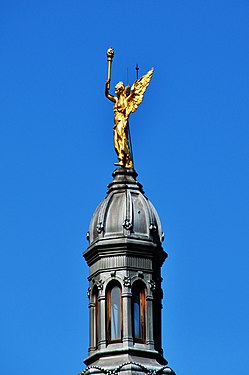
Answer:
[115,82,125,96]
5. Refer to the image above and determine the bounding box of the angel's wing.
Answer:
[127,68,154,115]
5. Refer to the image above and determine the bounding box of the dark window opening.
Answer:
[106,283,122,343]
[132,283,146,342]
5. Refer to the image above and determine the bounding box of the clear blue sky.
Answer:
[0,1,249,374]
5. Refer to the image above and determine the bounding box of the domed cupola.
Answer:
[80,49,176,375]
[83,168,170,371]
[88,168,164,247]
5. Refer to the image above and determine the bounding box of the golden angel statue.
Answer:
[105,48,154,169]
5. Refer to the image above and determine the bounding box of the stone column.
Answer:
[122,291,133,347]
[146,294,155,350]
[98,294,106,349]
[88,300,95,353]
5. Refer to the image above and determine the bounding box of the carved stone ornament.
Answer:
[87,287,91,298]
[149,280,156,291]
[96,279,104,291]
[110,270,116,277]
[86,231,90,241]
[80,360,174,375]
[107,370,118,375]
[123,276,131,288]
[96,222,104,233]
[90,278,104,291]
[123,219,133,230]
[148,370,157,375]
[149,223,157,232]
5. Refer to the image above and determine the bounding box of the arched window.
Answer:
[106,283,122,343]
[92,286,99,349]
[132,282,146,342]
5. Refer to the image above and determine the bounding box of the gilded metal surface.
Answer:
[105,48,154,169]
[106,48,114,90]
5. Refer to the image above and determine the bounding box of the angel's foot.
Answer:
[125,161,134,169]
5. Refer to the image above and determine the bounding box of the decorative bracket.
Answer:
[149,280,156,291]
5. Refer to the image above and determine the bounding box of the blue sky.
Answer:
[0,1,249,374]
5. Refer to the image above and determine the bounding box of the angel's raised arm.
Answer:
[105,80,116,103]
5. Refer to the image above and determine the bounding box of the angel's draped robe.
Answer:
[113,97,133,169]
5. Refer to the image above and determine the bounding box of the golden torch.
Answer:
[106,48,114,90]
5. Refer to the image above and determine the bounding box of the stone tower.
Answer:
[80,168,176,375]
